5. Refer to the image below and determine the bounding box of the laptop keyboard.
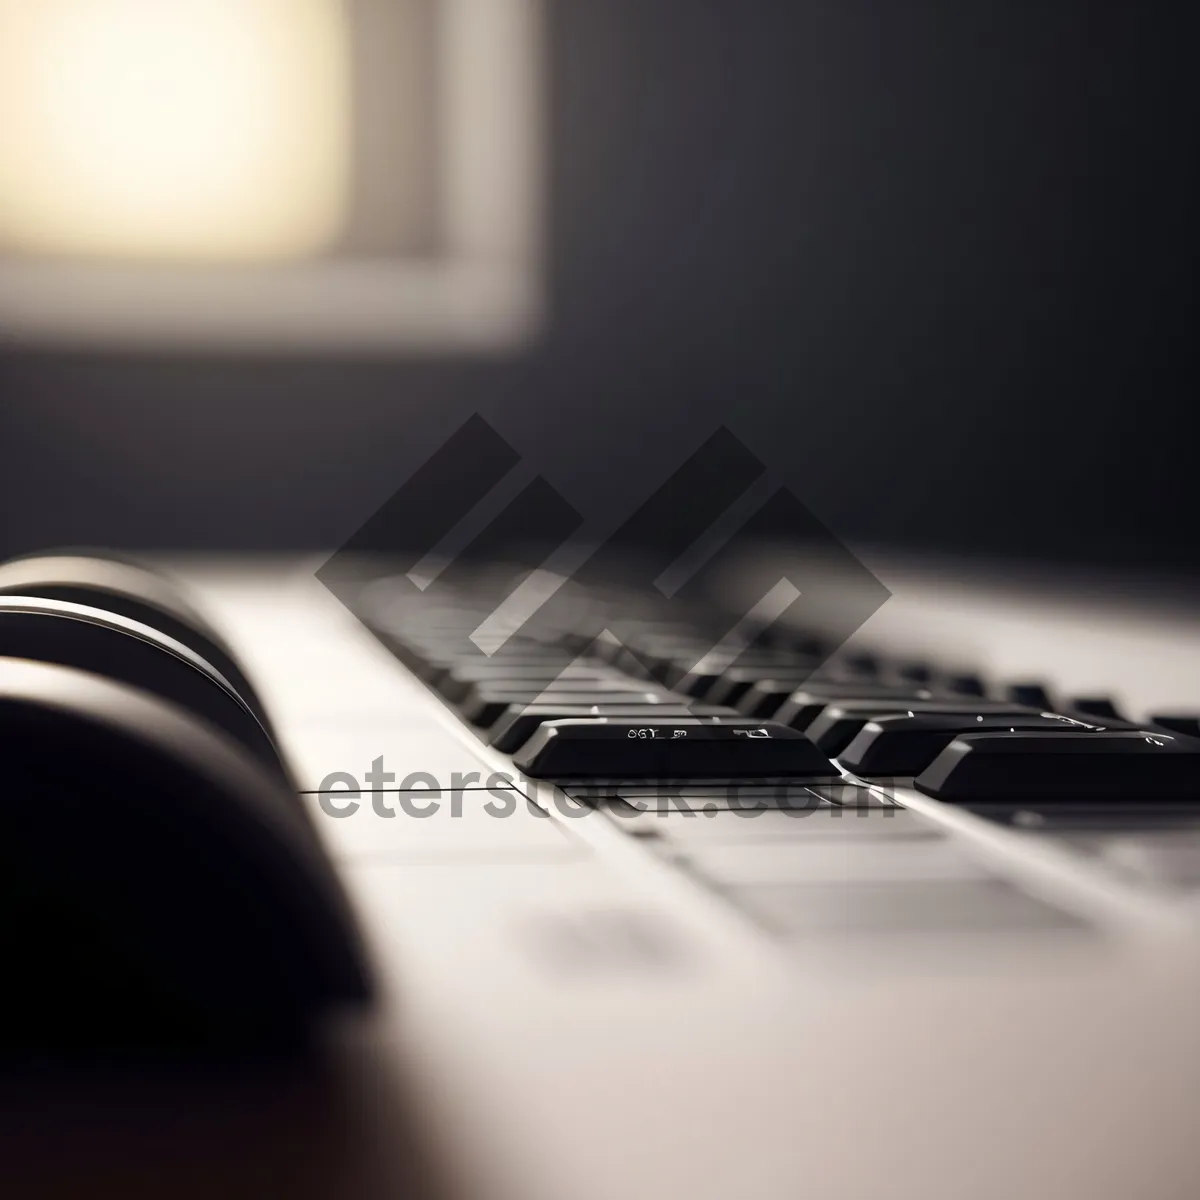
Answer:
[344,569,1200,939]
[354,572,1196,798]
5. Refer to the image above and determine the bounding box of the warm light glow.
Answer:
[0,0,350,262]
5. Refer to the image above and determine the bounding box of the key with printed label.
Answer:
[511,718,836,780]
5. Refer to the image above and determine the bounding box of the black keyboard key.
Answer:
[894,668,984,697]
[705,666,819,707]
[736,678,817,719]
[613,637,712,678]
[1004,682,1055,710]
[512,719,837,780]
[913,731,1200,803]
[838,652,880,677]
[1068,696,1128,722]
[948,673,987,697]
[840,712,1114,777]
[489,703,733,753]
[657,661,737,696]
[807,700,1036,759]
[661,653,801,696]
[772,684,942,731]
[1150,714,1200,739]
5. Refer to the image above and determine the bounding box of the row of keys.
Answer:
[361,580,1200,807]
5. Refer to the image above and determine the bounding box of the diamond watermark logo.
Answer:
[317,414,890,699]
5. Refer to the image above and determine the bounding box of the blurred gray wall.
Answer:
[2,1,1196,570]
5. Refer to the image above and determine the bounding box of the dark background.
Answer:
[1,1,1196,573]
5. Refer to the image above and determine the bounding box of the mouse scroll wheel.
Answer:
[0,595,283,777]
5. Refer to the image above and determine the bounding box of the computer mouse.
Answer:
[0,550,272,730]
[0,555,372,1055]
[0,594,281,775]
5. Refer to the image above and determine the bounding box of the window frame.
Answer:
[0,0,543,353]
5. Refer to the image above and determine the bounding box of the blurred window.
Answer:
[0,0,541,351]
